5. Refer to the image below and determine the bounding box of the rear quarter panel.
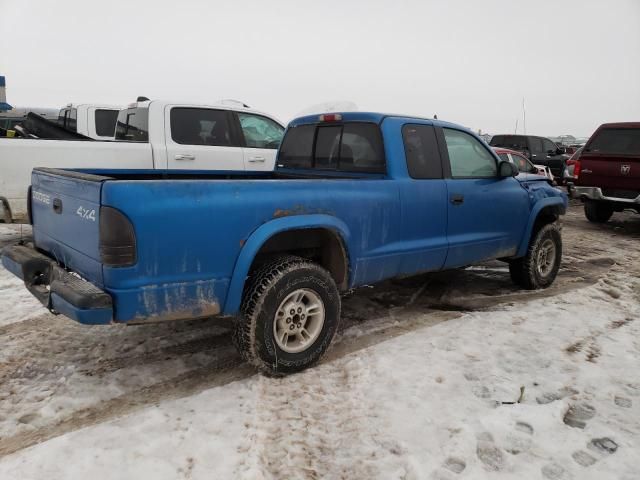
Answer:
[100,178,401,321]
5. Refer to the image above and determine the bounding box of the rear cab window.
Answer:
[278,122,385,174]
[115,107,149,142]
[586,128,640,155]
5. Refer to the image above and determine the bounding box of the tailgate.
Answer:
[579,154,640,191]
[31,168,110,286]
[578,125,640,192]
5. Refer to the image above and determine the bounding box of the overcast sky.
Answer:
[1,0,638,137]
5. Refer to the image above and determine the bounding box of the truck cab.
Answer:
[114,100,285,171]
[57,104,122,140]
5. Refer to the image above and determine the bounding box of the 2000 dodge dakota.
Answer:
[2,112,568,374]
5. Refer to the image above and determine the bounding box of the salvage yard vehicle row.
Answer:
[0,100,284,221]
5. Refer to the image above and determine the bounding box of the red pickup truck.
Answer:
[571,122,640,223]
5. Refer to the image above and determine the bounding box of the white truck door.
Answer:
[235,112,284,171]
[164,105,245,171]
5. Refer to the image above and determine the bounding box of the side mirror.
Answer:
[499,160,519,178]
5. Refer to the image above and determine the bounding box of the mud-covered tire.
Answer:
[233,255,341,376]
[509,223,562,290]
[584,200,613,223]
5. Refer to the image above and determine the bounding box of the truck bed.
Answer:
[29,167,404,323]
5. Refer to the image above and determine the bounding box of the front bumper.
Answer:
[1,245,113,324]
[571,186,640,204]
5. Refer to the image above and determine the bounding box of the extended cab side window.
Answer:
[444,128,497,178]
[402,124,442,179]
[171,108,232,146]
[237,113,284,149]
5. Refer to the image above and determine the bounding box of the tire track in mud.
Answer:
[235,352,416,480]
[0,347,250,457]
[0,309,459,459]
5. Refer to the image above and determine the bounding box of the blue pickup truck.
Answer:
[2,112,567,374]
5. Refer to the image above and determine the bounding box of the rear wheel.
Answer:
[233,255,341,375]
[584,200,613,223]
[509,223,562,290]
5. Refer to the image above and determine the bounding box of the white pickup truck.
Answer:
[56,103,122,140]
[0,100,285,222]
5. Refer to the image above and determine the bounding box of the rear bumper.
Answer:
[1,245,113,324]
[571,186,640,204]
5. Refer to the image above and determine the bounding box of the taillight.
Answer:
[319,113,342,122]
[573,159,581,178]
[569,149,582,179]
[99,206,137,267]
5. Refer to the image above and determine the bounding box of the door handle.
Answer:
[450,194,464,205]
[248,156,266,163]
[175,154,195,161]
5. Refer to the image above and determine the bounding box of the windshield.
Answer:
[586,128,640,155]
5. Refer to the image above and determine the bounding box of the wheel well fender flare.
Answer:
[223,214,352,315]
[516,197,566,257]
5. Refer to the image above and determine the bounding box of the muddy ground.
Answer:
[0,200,639,458]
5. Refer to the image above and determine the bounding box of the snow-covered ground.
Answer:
[0,225,42,328]
[0,205,639,479]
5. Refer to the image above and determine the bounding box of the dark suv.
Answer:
[490,135,567,179]
[571,122,640,223]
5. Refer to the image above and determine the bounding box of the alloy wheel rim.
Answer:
[273,288,325,354]
[536,238,556,278]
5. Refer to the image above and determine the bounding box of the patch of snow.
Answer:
[1,270,638,479]
[0,224,42,327]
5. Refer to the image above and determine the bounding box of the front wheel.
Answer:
[233,255,341,375]
[509,223,562,290]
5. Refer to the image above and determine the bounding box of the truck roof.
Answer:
[289,111,464,130]
[62,103,122,110]
[596,122,640,129]
[124,100,284,126]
